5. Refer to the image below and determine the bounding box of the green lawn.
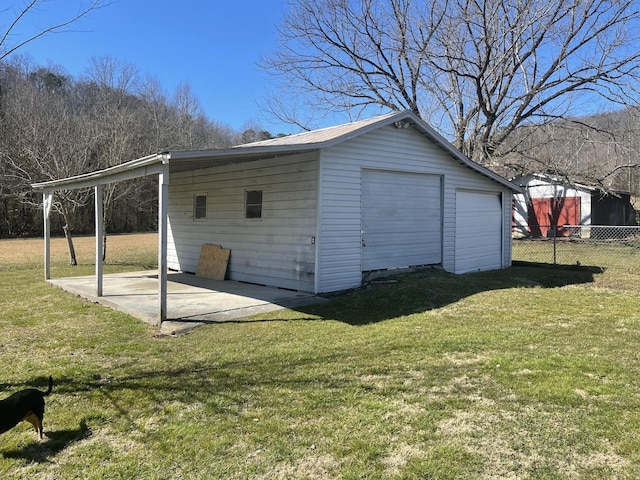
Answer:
[1,234,640,478]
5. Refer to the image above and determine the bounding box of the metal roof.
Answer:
[230,112,400,149]
[32,110,520,192]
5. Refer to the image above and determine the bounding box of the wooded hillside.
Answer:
[498,108,640,195]
[0,57,272,239]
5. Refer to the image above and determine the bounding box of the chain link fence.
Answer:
[512,225,640,273]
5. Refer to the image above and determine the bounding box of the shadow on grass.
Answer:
[2,420,92,462]
[45,262,604,330]
[154,263,603,329]
[37,356,407,431]
[293,263,603,326]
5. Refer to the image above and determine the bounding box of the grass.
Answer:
[1,233,640,478]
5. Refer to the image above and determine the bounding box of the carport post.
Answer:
[43,190,53,280]
[158,163,169,324]
[95,184,103,297]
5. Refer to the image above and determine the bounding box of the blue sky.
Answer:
[8,0,297,134]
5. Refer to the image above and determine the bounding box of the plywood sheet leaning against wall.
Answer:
[196,244,230,280]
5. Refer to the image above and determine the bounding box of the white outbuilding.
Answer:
[33,110,520,322]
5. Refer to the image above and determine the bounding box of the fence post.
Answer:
[553,225,557,265]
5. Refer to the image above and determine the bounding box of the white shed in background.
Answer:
[512,173,635,237]
[32,110,520,322]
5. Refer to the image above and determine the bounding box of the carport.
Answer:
[31,150,323,327]
[32,153,173,324]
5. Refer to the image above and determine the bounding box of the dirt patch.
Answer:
[258,453,340,479]
[381,442,425,476]
[437,405,629,478]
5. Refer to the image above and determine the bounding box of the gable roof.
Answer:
[32,110,519,192]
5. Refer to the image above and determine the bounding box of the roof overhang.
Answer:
[30,148,325,192]
[31,153,169,191]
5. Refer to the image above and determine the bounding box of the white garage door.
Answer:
[362,170,442,271]
[455,190,503,273]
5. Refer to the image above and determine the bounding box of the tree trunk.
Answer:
[63,224,78,266]
[103,233,107,262]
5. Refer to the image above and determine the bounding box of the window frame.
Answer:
[193,193,208,221]
[245,189,263,219]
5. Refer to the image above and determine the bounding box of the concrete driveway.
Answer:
[48,271,325,335]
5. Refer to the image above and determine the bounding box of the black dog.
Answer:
[0,376,53,439]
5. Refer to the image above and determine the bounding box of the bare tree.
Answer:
[501,107,640,194]
[262,0,640,164]
[2,66,95,264]
[83,56,145,260]
[138,76,173,150]
[0,0,110,62]
[0,0,111,253]
[170,81,211,149]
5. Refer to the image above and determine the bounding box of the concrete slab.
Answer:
[48,271,325,335]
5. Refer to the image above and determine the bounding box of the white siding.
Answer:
[316,125,512,292]
[167,153,318,291]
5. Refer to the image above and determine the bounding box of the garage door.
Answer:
[455,190,503,273]
[362,170,442,271]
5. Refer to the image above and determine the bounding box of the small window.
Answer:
[245,190,263,219]
[193,194,207,220]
